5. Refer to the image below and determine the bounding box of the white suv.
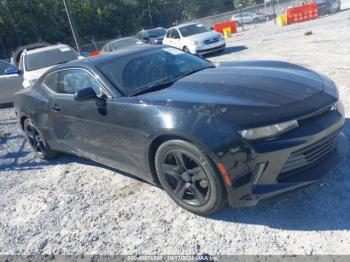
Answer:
[18,44,79,88]
[162,23,226,55]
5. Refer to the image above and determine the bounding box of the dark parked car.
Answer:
[14,46,346,215]
[100,37,144,54]
[136,27,167,45]
[317,0,341,15]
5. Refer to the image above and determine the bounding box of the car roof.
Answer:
[58,45,163,69]
[109,36,139,43]
[139,27,165,32]
[26,44,73,55]
[172,22,199,29]
[145,27,166,31]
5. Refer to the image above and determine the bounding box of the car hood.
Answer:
[138,61,337,128]
[185,30,221,42]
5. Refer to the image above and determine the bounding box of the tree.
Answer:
[0,0,258,58]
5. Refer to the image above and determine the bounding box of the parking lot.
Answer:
[1,5,350,256]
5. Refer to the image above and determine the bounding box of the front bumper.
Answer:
[195,42,226,55]
[224,109,347,207]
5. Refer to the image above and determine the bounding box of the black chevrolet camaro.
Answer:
[14,45,346,215]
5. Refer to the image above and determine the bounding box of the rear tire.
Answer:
[23,118,58,160]
[155,140,226,215]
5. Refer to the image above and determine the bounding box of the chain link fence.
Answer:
[193,0,299,28]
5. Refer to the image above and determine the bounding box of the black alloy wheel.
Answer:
[155,140,226,215]
[24,118,57,159]
[161,150,211,206]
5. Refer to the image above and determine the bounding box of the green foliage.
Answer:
[0,0,257,58]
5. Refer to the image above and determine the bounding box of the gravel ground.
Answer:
[1,5,350,256]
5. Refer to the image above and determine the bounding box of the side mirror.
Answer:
[74,87,97,101]
[5,67,20,75]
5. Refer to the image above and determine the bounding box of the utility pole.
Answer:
[272,0,277,24]
[239,3,244,30]
[63,0,81,53]
[147,0,154,28]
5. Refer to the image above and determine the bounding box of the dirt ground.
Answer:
[1,3,350,256]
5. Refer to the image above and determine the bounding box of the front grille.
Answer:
[204,38,219,45]
[198,44,225,54]
[279,131,338,178]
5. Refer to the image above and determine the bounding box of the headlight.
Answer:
[320,74,338,98]
[239,120,299,141]
[23,79,37,89]
[335,100,345,116]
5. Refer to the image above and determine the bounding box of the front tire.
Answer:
[23,118,58,160]
[183,46,190,53]
[155,140,226,215]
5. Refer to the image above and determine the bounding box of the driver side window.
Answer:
[173,29,180,39]
[58,69,103,95]
[44,69,104,96]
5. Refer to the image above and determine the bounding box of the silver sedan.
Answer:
[0,60,23,105]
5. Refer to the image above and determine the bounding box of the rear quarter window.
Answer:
[43,72,59,92]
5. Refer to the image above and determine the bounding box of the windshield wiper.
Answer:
[131,78,179,96]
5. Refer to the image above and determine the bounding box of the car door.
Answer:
[171,29,183,50]
[45,68,111,154]
[44,68,149,174]
[0,60,23,104]
[163,29,174,47]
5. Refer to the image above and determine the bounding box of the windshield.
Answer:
[179,24,208,37]
[111,38,144,49]
[148,28,166,38]
[99,47,212,95]
[25,47,78,71]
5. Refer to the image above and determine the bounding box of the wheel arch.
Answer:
[147,132,221,187]
[20,115,28,130]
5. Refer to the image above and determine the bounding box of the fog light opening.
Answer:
[253,162,268,185]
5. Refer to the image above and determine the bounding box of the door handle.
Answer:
[52,104,62,112]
